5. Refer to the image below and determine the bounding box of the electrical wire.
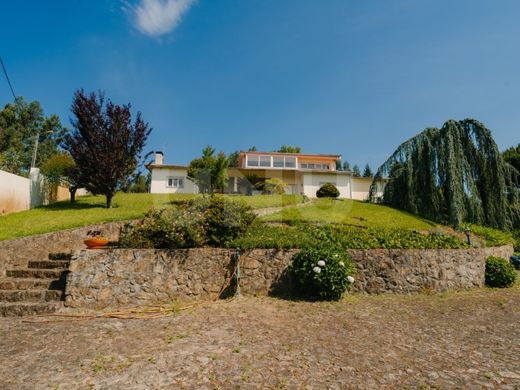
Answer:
[0,56,17,100]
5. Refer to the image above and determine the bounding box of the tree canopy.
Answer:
[62,89,151,208]
[0,97,66,175]
[362,164,373,177]
[370,119,519,229]
[277,145,301,153]
[503,143,520,184]
[187,146,228,193]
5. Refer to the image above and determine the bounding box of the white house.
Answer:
[146,151,384,200]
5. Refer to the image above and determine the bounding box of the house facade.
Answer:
[147,151,384,200]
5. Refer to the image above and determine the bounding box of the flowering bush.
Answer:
[290,245,354,300]
[485,256,517,288]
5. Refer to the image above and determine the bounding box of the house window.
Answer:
[285,157,296,168]
[259,155,271,167]
[247,155,259,167]
[301,163,328,170]
[167,177,184,188]
[273,156,284,167]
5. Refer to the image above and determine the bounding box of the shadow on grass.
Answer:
[37,201,110,212]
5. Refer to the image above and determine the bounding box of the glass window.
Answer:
[285,157,296,168]
[273,156,284,167]
[247,155,259,167]
[167,177,184,188]
[259,155,271,167]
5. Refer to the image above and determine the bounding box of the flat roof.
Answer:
[239,151,341,159]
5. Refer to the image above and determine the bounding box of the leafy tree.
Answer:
[41,153,76,202]
[503,143,520,184]
[0,97,66,175]
[362,164,373,178]
[187,146,229,193]
[335,160,343,171]
[277,145,301,153]
[248,146,257,151]
[227,150,240,168]
[125,173,149,193]
[370,119,519,229]
[62,89,151,208]
[352,165,361,177]
[342,161,351,171]
[263,178,287,194]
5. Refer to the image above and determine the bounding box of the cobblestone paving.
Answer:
[1,288,519,389]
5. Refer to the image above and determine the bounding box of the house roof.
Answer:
[145,163,188,171]
[239,151,341,159]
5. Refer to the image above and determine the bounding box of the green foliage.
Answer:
[192,196,256,246]
[227,151,240,168]
[263,178,287,195]
[371,119,520,230]
[230,222,468,250]
[316,183,339,198]
[352,165,361,177]
[503,143,520,183]
[513,230,520,252]
[342,161,350,171]
[187,146,228,194]
[119,207,206,249]
[0,97,66,175]
[277,145,301,153]
[469,224,516,247]
[120,196,256,248]
[485,256,517,288]
[291,245,354,301]
[362,164,373,178]
[41,153,76,202]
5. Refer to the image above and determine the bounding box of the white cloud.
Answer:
[132,0,196,37]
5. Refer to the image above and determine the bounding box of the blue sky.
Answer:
[1,0,519,169]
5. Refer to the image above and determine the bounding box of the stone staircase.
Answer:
[0,253,71,317]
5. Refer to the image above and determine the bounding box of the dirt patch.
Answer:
[1,288,520,389]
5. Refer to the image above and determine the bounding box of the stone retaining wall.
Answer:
[64,245,514,309]
[0,222,127,277]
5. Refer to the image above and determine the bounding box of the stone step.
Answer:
[0,278,64,291]
[0,302,62,317]
[28,260,70,269]
[5,269,67,279]
[48,252,72,260]
[0,289,62,302]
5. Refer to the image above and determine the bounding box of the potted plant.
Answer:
[84,229,109,249]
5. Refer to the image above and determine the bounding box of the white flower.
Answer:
[333,254,339,258]
[347,275,355,283]
[317,260,326,267]
[339,261,345,267]
[313,266,321,274]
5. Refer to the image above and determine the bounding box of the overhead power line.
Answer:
[0,56,17,100]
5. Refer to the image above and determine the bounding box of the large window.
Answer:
[167,177,184,188]
[246,154,298,168]
[259,155,271,167]
[300,163,329,170]
[285,157,296,168]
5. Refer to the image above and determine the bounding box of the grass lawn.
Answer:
[260,198,436,230]
[0,193,304,241]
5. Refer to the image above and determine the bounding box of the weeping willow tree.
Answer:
[369,119,520,229]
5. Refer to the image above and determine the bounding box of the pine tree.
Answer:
[362,164,373,177]
[352,165,361,177]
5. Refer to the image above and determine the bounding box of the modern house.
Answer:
[147,151,384,200]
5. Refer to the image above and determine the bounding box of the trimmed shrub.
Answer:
[485,256,517,288]
[291,245,354,301]
[316,183,340,198]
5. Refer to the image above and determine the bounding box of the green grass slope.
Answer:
[261,198,436,230]
[0,193,303,241]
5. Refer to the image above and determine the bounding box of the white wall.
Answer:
[150,167,198,194]
[351,177,385,201]
[0,170,31,214]
[301,172,351,198]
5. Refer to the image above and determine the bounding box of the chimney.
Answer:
[154,151,164,165]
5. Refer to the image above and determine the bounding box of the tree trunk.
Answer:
[106,194,113,208]
[70,187,77,203]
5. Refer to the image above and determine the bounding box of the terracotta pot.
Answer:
[84,237,109,249]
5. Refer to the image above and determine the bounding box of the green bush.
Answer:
[197,196,256,246]
[291,245,354,301]
[121,196,256,248]
[485,256,517,288]
[119,207,206,249]
[512,229,520,252]
[316,183,340,198]
[262,178,287,195]
[469,224,516,247]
